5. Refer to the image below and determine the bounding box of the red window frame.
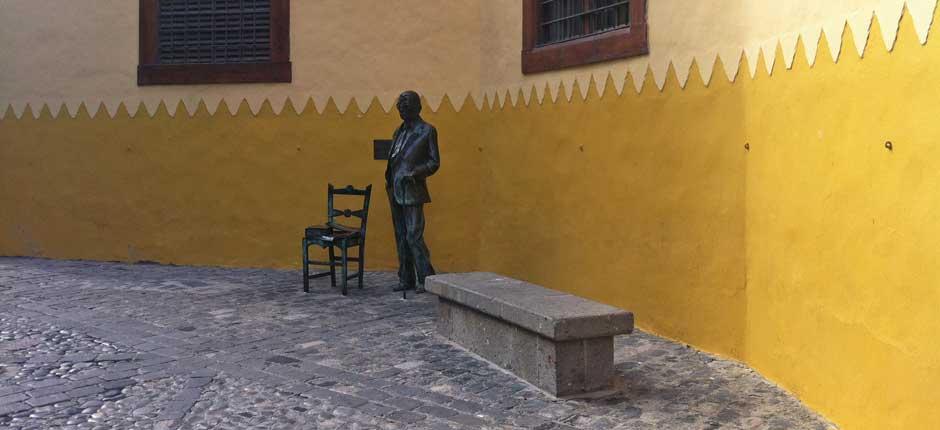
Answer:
[522,0,648,74]
[138,0,291,86]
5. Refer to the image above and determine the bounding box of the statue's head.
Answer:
[397,91,422,122]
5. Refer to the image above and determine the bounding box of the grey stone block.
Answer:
[279,382,315,395]
[157,400,193,421]
[24,378,67,389]
[354,388,390,402]
[534,336,558,393]
[0,393,28,406]
[383,396,422,411]
[66,385,105,399]
[101,379,137,391]
[447,398,484,414]
[26,382,73,398]
[185,377,213,389]
[25,393,71,407]
[416,404,458,419]
[61,353,98,363]
[426,273,633,341]
[171,388,203,404]
[0,402,30,416]
[583,337,614,391]
[135,371,170,383]
[447,412,488,427]
[554,340,586,395]
[356,401,395,417]
[101,369,139,381]
[386,410,426,424]
[427,272,634,397]
[304,387,368,408]
[0,385,29,398]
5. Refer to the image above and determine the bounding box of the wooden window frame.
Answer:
[138,0,292,86]
[522,0,648,74]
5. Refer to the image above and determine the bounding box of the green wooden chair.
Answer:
[302,184,372,296]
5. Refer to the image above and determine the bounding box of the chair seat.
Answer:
[305,225,332,239]
[328,222,358,233]
[330,230,360,239]
[305,225,361,246]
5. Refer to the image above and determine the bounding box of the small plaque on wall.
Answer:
[374,139,392,160]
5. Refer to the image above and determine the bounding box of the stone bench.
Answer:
[425,273,634,397]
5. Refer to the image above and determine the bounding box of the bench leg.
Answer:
[341,241,349,296]
[302,239,309,293]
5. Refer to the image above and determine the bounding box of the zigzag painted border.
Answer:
[0,0,936,121]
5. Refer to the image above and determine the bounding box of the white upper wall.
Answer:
[0,0,935,118]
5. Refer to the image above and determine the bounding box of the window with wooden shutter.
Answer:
[522,0,648,74]
[138,0,291,85]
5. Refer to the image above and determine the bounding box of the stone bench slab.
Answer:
[426,272,633,341]
[426,272,634,397]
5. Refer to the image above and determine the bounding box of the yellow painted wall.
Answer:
[477,71,747,357]
[4,2,940,430]
[743,14,940,430]
[470,10,940,430]
[0,98,483,272]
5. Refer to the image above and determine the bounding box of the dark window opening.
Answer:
[523,0,648,74]
[537,0,631,46]
[158,0,272,64]
[138,0,291,85]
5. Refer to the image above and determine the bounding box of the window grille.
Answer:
[158,0,271,65]
[537,0,630,46]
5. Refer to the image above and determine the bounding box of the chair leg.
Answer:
[328,244,337,288]
[302,239,309,293]
[341,241,349,296]
[358,245,365,289]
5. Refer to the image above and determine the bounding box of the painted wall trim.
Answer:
[0,0,937,120]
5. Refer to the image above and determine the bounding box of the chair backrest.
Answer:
[327,184,372,236]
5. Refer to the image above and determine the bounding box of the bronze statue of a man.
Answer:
[386,91,440,293]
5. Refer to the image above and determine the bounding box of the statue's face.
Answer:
[397,92,421,121]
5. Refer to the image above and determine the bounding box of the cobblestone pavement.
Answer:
[0,258,835,430]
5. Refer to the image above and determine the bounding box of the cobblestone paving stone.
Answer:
[0,258,836,429]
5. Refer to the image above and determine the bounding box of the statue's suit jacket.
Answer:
[385,119,440,206]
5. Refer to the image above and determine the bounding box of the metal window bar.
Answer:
[158,0,271,65]
[537,0,630,47]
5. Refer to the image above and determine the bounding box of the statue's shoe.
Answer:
[415,285,426,294]
[392,284,415,292]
